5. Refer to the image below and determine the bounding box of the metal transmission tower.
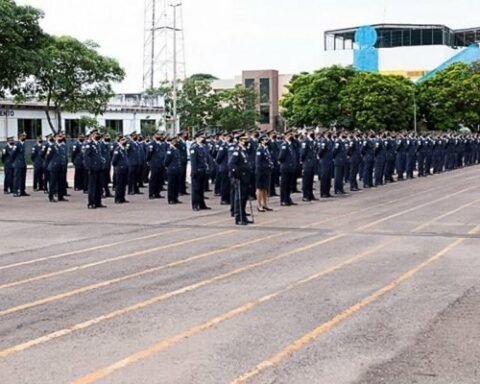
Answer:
[143,0,186,90]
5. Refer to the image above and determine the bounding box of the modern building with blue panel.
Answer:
[324,24,480,80]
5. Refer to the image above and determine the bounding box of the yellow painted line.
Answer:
[412,198,480,232]
[230,225,480,384]
[0,230,236,291]
[72,242,387,384]
[357,186,476,231]
[0,217,231,272]
[0,228,282,319]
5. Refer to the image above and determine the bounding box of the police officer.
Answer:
[361,133,375,188]
[177,131,189,195]
[332,133,347,195]
[384,133,397,183]
[300,130,317,202]
[11,133,29,197]
[190,132,210,211]
[373,134,386,186]
[147,131,166,199]
[100,134,113,198]
[347,133,361,192]
[31,136,45,192]
[112,135,129,204]
[278,131,297,206]
[2,137,15,194]
[317,132,333,198]
[71,135,85,191]
[46,133,68,203]
[395,133,407,180]
[229,135,252,225]
[406,135,417,179]
[216,133,231,205]
[255,134,273,211]
[165,136,183,204]
[126,132,141,195]
[84,129,106,209]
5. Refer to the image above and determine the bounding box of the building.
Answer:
[324,24,480,80]
[0,93,165,141]
[212,70,293,131]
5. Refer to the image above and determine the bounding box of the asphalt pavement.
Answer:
[0,166,479,384]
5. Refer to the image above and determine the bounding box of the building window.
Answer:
[18,119,42,139]
[244,78,255,89]
[259,105,270,125]
[65,119,85,139]
[259,78,270,103]
[105,120,124,135]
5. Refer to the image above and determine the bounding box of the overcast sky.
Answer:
[17,0,480,92]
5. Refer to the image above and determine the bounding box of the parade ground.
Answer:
[0,167,479,384]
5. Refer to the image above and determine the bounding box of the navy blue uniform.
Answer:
[147,140,167,199]
[229,146,251,224]
[373,138,386,186]
[318,138,333,197]
[31,142,45,191]
[71,141,85,191]
[406,138,417,179]
[2,143,15,194]
[255,144,273,190]
[333,139,347,194]
[361,139,374,188]
[300,137,317,201]
[216,140,230,204]
[46,143,67,201]
[347,138,361,191]
[278,140,297,205]
[112,145,129,203]
[126,140,140,194]
[84,140,106,208]
[11,141,27,196]
[165,143,183,204]
[190,142,209,211]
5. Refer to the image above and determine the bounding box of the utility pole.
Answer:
[171,3,181,135]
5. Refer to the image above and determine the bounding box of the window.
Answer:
[391,30,402,47]
[244,78,255,89]
[259,105,270,125]
[18,119,42,140]
[411,29,422,45]
[65,119,84,139]
[259,78,270,103]
[422,29,433,45]
[433,29,443,45]
[105,120,123,135]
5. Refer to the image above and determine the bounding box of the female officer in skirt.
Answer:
[255,134,274,212]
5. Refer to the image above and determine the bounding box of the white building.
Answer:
[0,93,165,141]
[324,24,480,80]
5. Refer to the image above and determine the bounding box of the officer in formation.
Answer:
[3,129,480,220]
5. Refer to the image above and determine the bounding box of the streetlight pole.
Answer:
[413,89,418,135]
[170,2,181,135]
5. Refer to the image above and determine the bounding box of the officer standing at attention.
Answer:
[278,130,297,206]
[100,134,113,198]
[177,131,189,196]
[255,134,273,212]
[2,137,15,194]
[190,132,210,211]
[71,135,85,191]
[318,132,333,198]
[31,136,45,192]
[126,132,141,195]
[300,130,317,202]
[347,132,361,192]
[215,132,231,205]
[332,133,347,195]
[111,135,129,204]
[373,134,386,186]
[46,133,68,203]
[147,131,166,199]
[11,133,29,197]
[361,133,375,188]
[165,136,183,205]
[229,135,252,225]
[84,129,106,209]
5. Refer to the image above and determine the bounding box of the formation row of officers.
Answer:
[2,129,480,223]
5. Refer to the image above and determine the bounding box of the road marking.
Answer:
[71,242,388,384]
[357,186,476,231]
[0,230,236,291]
[0,230,284,319]
[230,225,480,384]
[412,197,480,232]
[0,217,231,272]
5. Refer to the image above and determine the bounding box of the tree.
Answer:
[217,85,259,132]
[417,62,480,131]
[188,73,218,81]
[0,0,48,95]
[280,66,356,128]
[340,72,415,131]
[28,36,125,134]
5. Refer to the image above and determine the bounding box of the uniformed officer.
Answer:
[361,133,375,188]
[126,132,141,195]
[395,133,407,180]
[84,129,106,209]
[300,130,317,202]
[255,134,273,211]
[177,131,189,195]
[373,134,386,186]
[406,135,417,179]
[71,135,85,191]
[190,132,210,211]
[100,134,113,198]
[215,133,231,205]
[11,133,29,197]
[147,131,166,199]
[46,133,68,203]
[2,137,15,194]
[317,132,333,198]
[384,133,397,183]
[165,136,183,204]
[347,133,361,192]
[31,136,45,192]
[268,131,280,197]
[229,135,253,225]
[111,135,129,204]
[278,131,297,206]
[332,133,347,194]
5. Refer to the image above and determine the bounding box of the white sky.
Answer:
[17,0,480,93]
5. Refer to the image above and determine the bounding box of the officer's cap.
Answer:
[7,136,14,141]
[259,134,269,142]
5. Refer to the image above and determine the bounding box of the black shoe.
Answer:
[311,197,318,201]
[201,206,212,210]
[97,204,107,209]
[289,202,298,206]
[49,197,57,203]
[175,200,182,204]
[236,221,249,226]
[87,204,96,209]
[193,207,201,212]
[156,195,165,199]
[20,193,30,197]
[168,201,176,205]
[122,200,130,204]
[281,202,291,206]
[58,197,69,202]
[302,198,311,202]
[13,193,21,197]
[64,194,71,197]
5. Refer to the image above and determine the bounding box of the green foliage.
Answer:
[0,0,48,95]
[217,85,259,132]
[188,73,218,81]
[140,121,158,138]
[29,36,125,133]
[340,72,415,131]
[281,66,356,128]
[417,62,480,131]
